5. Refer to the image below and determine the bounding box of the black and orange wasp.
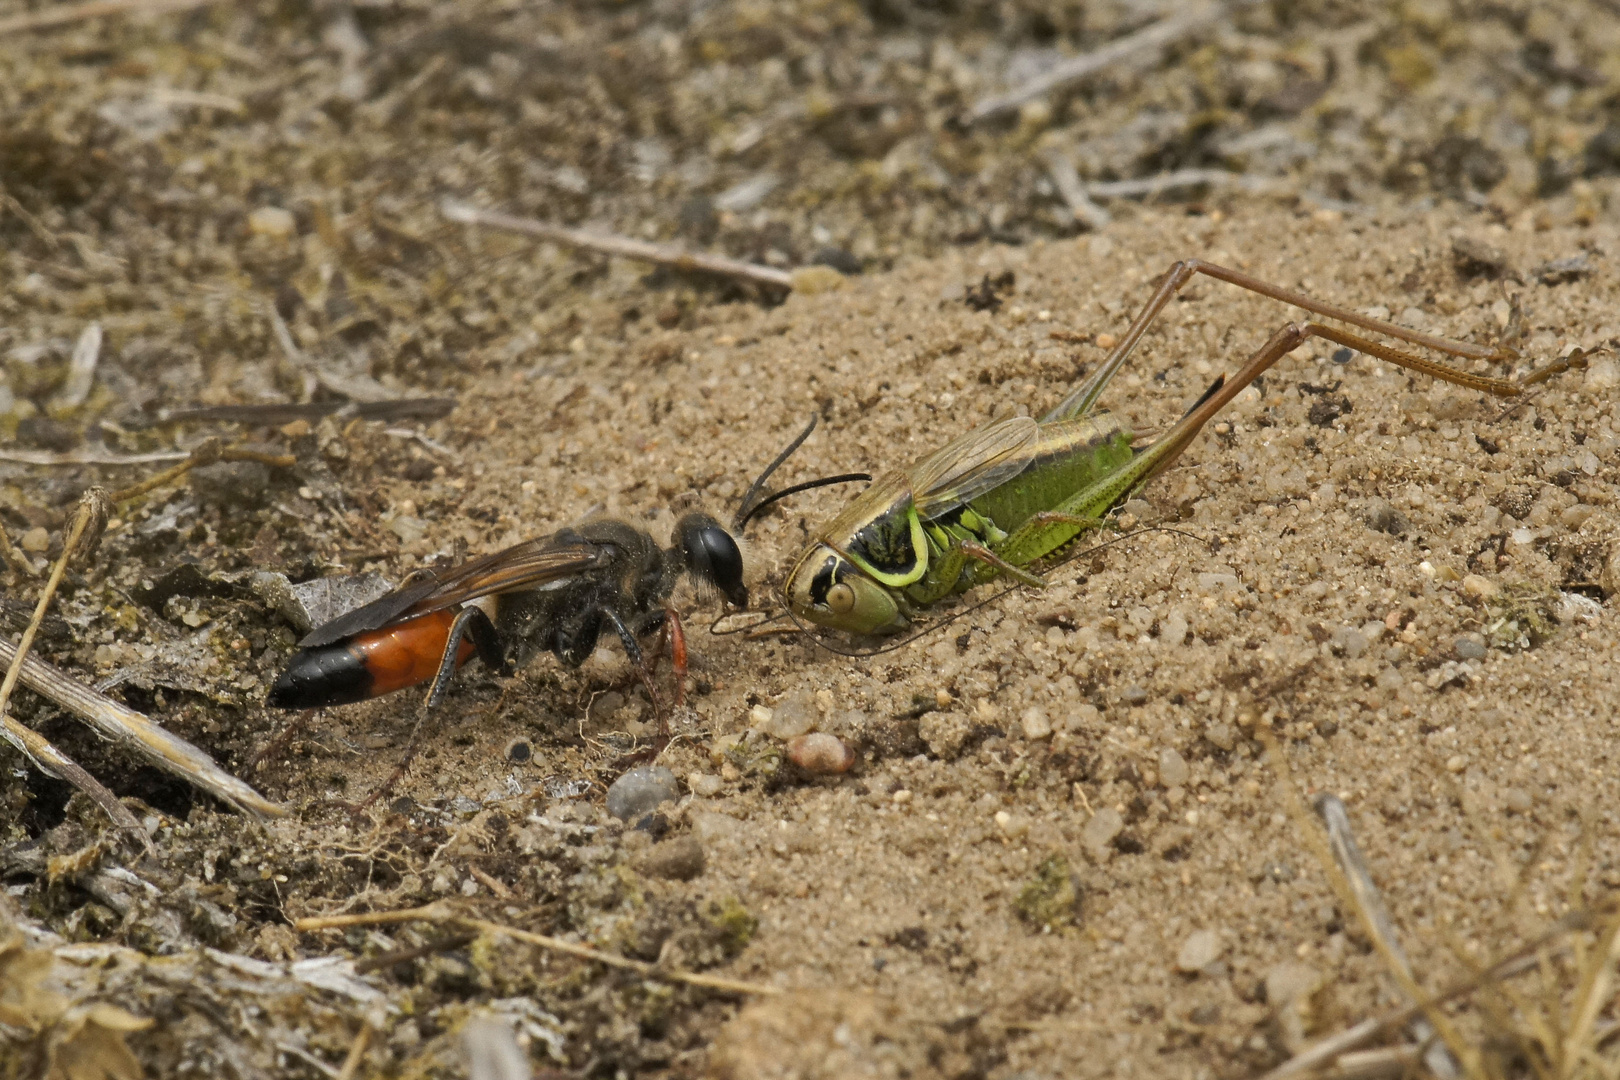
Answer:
[267,513,747,714]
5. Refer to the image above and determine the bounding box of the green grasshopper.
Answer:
[771,259,1583,636]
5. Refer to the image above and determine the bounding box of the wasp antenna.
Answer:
[734,414,820,531]
[733,472,873,533]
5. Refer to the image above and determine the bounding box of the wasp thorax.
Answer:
[785,543,907,635]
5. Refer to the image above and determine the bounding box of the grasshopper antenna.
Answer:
[734,415,871,532]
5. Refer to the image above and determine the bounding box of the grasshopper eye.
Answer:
[826,582,856,614]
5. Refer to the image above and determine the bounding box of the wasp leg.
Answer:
[424,606,504,711]
[665,605,688,710]
[597,606,669,737]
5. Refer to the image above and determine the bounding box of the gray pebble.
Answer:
[1082,807,1123,857]
[1121,685,1150,706]
[1158,747,1189,789]
[1455,636,1487,660]
[1331,626,1370,659]
[768,689,817,739]
[1360,497,1409,535]
[1203,723,1237,751]
[634,835,706,881]
[606,766,679,821]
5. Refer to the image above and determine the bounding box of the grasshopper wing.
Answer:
[297,537,608,647]
[909,415,1040,519]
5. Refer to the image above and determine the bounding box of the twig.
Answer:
[0,489,148,842]
[0,448,189,466]
[160,398,457,426]
[0,636,286,818]
[295,903,782,996]
[1258,920,1583,1080]
[967,5,1226,124]
[335,1019,373,1080]
[1040,148,1111,229]
[1083,168,1283,199]
[107,440,295,504]
[441,200,795,291]
[1315,794,1460,1079]
[1260,732,1475,1074]
[0,0,219,36]
[353,930,477,974]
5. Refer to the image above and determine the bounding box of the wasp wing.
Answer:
[297,537,608,647]
[909,415,1040,519]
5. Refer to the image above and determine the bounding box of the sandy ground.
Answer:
[9,200,1620,1078]
[4,0,1620,1076]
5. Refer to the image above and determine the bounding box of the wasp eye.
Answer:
[825,582,856,614]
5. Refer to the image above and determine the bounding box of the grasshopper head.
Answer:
[785,543,908,635]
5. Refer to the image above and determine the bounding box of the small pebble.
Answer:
[1203,723,1237,751]
[994,810,1031,839]
[1586,356,1620,391]
[1265,961,1322,1008]
[687,772,723,797]
[768,690,817,739]
[1454,636,1487,660]
[634,835,706,881]
[786,733,855,774]
[1082,807,1123,856]
[1095,332,1118,349]
[1331,626,1369,659]
[748,704,773,729]
[891,789,912,804]
[1560,504,1596,530]
[1503,787,1533,813]
[1020,706,1052,740]
[1360,497,1408,535]
[1158,748,1189,789]
[247,205,296,239]
[1121,685,1150,706]
[590,691,626,720]
[1445,755,1466,774]
[789,264,846,295]
[1176,929,1223,973]
[605,766,679,821]
[19,527,50,553]
[1161,610,1188,646]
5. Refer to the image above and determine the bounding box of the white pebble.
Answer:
[1176,929,1223,972]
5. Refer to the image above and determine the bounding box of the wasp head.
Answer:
[675,512,748,608]
[784,543,908,635]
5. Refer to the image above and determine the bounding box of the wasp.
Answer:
[267,512,747,713]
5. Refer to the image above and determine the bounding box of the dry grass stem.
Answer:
[295,904,782,996]
[967,5,1227,123]
[1039,148,1110,230]
[1315,793,1461,1079]
[441,200,795,291]
[0,0,221,35]
[0,489,146,840]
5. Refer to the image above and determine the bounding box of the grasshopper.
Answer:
[775,259,1584,636]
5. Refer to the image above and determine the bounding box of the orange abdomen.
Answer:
[352,610,478,697]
